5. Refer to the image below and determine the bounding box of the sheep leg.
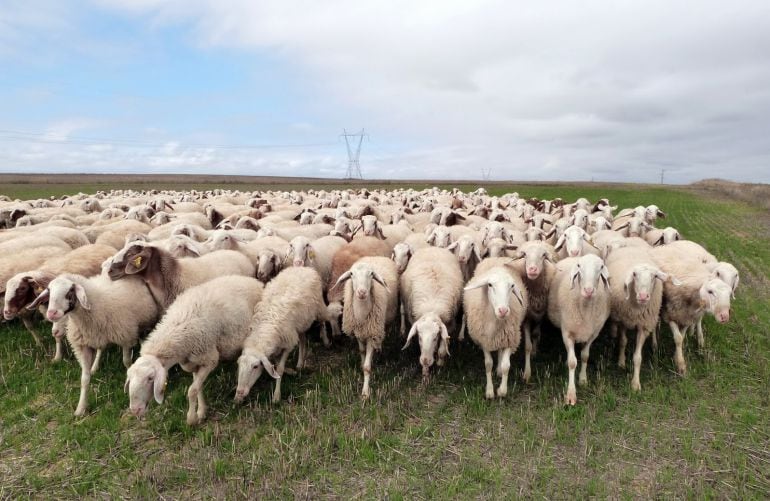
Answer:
[21,316,44,348]
[399,301,406,337]
[651,324,659,350]
[496,348,512,398]
[523,322,533,383]
[53,338,64,363]
[271,349,292,404]
[187,365,213,425]
[296,332,307,371]
[361,340,375,399]
[563,335,578,406]
[121,346,133,369]
[579,340,594,386]
[483,350,495,399]
[617,326,628,369]
[531,323,541,357]
[696,316,705,351]
[90,349,103,373]
[319,321,331,348]
[458,313,466,341]
[631,328,649,392]
[74,346,95,417]
[437,338,449,367]
[357,339,366,367]
[669,321,687,375]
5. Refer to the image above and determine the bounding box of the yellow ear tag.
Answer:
[33,286,43,294]
[133,256,143,268]
[308,250,316,259]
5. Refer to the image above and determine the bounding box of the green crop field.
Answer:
[1,182,768,498]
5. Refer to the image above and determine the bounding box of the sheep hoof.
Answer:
[186,414,199,426]
[631,380,641,392]
[618,360,626,370]
[496,387,507,398]
[485,389,495,399]
[565,391,577,406]
[74,407,87,417]
[361,388,370,399]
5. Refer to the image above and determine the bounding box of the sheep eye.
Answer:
[252,364,260,369]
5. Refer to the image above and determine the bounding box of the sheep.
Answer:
[285,235,347,286]
[125,275,264,425]
[644,227,682,246]
[391,242,414,274]
[27,273,159,416]
[506,241,556,382]
[612,216,651,238]
[107,242,255,310]
[462,258,528,398]
[235,267,329,403]
[335,257,399,398]
[605,247,680,391]
[326,237,391,336]
[400,247,464,379]
[425,224,452,248]
[31,226,90,249]
[446,234,482,281]
[554,226,600,259]
[0,235,72,255]
[547,254,611,405]
[652,240,717,265]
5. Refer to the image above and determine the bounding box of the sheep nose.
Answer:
[419,356,433,367]
[570,250,579,257]
[582,287,594,298]
[3,310,13,320]
[638,292,649,301]
[46,311,60,321]
[497,306,509,318]
[718,311,730,323]
[458,256,467,263]
[356,289,368,299]
[293,260,303,267]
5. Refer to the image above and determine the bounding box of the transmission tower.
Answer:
[341,129,367,179]
[481,166,492,181]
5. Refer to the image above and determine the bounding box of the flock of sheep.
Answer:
[0,187,738,424]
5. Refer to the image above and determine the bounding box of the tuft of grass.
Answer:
[0,183,769,498]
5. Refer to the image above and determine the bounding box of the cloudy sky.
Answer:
[1,0,769,183]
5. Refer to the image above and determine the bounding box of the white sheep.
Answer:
[28,273,159,416]
[286,235,347,286]
[335,257,399,398]
[606,247,680,390]
[463,259,528,398]
[400,247,464,379]
[235,267,329,403]
[554,225,600,259]
[125,275,264,425]
[547,254,611,405]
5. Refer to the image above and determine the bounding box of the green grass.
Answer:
[1,183,769,498]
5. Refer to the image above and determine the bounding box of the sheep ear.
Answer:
[372,272,390,293]
[124,377,130,393]
[570,266,581,289]
[657,210,666,219]
[615,222,629,230]
[271,252,283,270]
[332,271,352,290]
[375,225,386,240]
[425,231,436,245]
[653,235,664,246]
[554,235,566,251]
[125,248,152,274]
[27,288,49,310]
[624,272,634,300]
[545,227,556,239]
[153,366,167,404]
[674,232,681,241]
[446,241,458,251]
[184,243,201,257]
[464,280,488,292]
[473,244,483,261]
[402,324,418,350]
[73,284,90,310]
[511,283,524,305]
[439,322,450,356]
[600,266,611,289]
[261,356,280,379]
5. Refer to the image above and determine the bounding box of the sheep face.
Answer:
[287,236,314,267]
[515,244,552,280]
[391,243,413,273]
[447,236,478,265]
[710,262,739,297]
[166,236,201,258]
[426,226,451,248]
[108,243,148,280]
[359,216,383,238]
[482,222,505,245]
[569,255,610,299]
[125,356,166,418]
[482,238,509,258]
[571,209,589,230]
[3,275,47,320]
[524,227,546,242]
[207,230,238,251]
[336,262,389,302]
[402,313,449,372]
[623,265,672,304]
[591,216,611,232]
[646,205,666,222]
[235,352,279,403]
[298,211,315,225]
[257,250,282,282]
[556,226,591,258]
[465,270,524,319]
[699,279,732,323]
[40,277,89,322]
[660,227,681,244]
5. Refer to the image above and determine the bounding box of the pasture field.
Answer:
[1,182,769,498]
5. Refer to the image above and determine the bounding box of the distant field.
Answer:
[1,181,769,498]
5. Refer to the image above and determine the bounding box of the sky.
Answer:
[1,1,769,183]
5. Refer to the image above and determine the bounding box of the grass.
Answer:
[1,182,769,498]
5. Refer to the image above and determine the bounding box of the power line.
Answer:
[0,128,338,151]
